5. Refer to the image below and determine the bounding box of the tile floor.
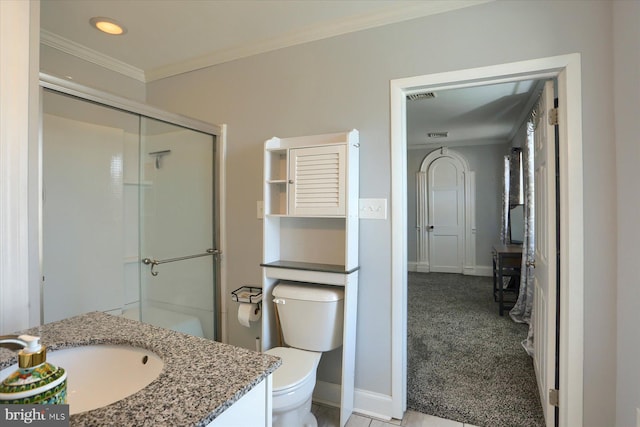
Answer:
[312,404,480,427]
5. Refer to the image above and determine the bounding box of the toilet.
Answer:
[266,282,344,427]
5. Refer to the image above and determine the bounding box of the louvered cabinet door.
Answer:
[288,145,346,216]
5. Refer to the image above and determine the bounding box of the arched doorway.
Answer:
[416,147,475,274]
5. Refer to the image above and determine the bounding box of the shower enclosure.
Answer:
[40,75,223,340]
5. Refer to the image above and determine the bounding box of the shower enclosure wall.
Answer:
[40,75,223,340]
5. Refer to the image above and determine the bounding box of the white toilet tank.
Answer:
[273,282,344,352]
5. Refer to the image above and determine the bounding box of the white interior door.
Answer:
[533,80,557,427]
[427,156,464,273]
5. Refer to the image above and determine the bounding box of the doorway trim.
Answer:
[390,54,583,427]
[416,148,476,274]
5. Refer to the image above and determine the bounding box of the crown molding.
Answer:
[40,29,145,82]
[41,0,491,83]
[146,0,492,81]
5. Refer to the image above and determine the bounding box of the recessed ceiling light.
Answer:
[90,17,127,35]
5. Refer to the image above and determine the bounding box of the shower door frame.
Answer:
[38,73,227,341]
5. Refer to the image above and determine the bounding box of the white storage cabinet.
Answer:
[261,129,359,427]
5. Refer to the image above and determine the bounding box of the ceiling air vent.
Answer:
[427,132,449,138]
[407,92,436,101]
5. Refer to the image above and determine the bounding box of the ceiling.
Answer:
[40,0,538,146]
[40,0,491,82]
[406,80,542,148]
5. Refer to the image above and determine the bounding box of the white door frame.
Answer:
[390,54,583,426]
[416,148,476,274]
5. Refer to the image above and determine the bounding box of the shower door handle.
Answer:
[142,258,160,276]
[142,248,221,276]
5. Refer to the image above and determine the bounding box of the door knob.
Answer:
[428,225,434,231]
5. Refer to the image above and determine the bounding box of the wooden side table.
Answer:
[492,243,523,316]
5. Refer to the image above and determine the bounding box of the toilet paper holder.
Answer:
[232,286,262,328]
[231,286,263,305]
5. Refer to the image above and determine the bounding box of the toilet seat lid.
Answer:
[265,347,321,392]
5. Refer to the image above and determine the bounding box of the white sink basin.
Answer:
[0,344,164,414]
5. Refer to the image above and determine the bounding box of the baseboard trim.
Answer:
[353,388,394,421]
[313,380,341,407]
[313,381,394,421]
[473,265,493,277]
[409,263,493,276]
[415,264,430,273]
[408,261,430,273]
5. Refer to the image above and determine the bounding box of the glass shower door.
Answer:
[138,118,217,340]
[42,89,139,323]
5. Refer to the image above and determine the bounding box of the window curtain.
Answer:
[509,119,536,356]
[500,156,510,244]
[508,148,522,206]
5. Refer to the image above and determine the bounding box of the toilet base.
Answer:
[272,395,317,427]
[302,411,318,427]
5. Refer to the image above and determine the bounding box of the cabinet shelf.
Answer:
[265,213,346,218]
[260,260,359,274]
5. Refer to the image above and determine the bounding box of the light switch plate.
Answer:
[359,198,387,220]
[257,201,264,219]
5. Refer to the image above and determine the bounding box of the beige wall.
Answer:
[35,0,638,424]
[145,1,618,424]
[613,1,640,426]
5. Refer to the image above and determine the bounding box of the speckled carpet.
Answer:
[407,272,545,427]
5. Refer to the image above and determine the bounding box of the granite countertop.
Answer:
[0,312,281,426]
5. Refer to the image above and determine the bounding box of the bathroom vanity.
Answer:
[0,312,280,426]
